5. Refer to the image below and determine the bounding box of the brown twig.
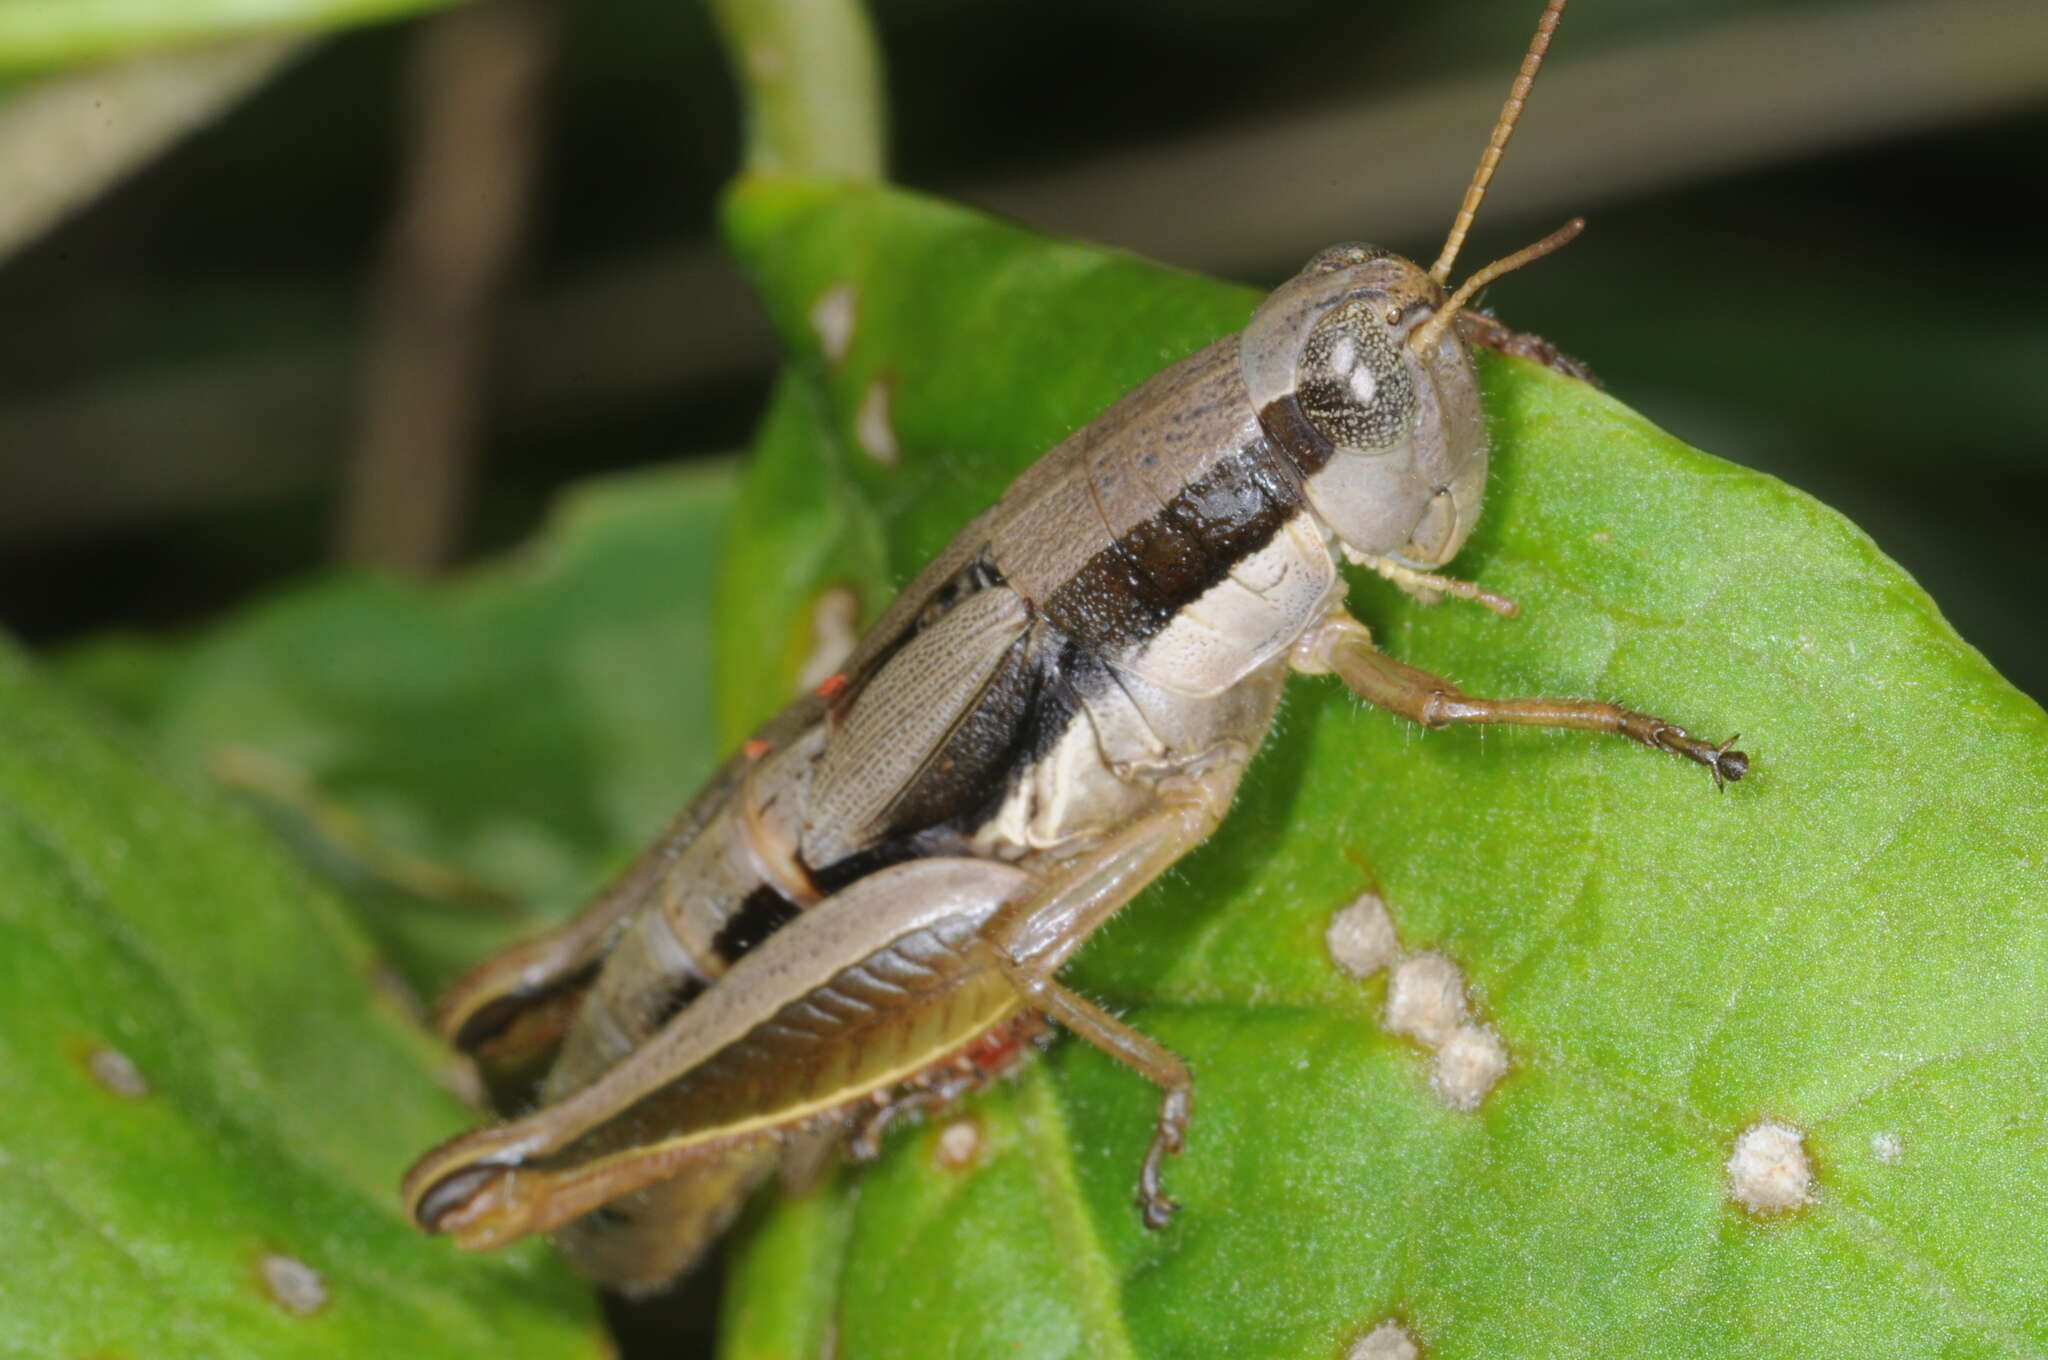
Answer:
[335,0,555,573]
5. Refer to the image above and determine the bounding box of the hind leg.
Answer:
[989,960,1193,1227]
[970,766,1238,1224]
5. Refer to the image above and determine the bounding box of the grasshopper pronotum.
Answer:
[403,0,1744,1293]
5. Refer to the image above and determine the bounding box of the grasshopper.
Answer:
[403,0,1746,1294]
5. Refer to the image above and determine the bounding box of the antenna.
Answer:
[1409,217,1583,355]
[1428,0,1569,287]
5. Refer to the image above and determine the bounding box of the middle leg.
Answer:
[1293,608,1747,784]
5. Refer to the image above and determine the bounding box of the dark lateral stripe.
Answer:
[1040,436,1303,650]
[1256,392,1337,475]
[878,629,1102,853]
[645,973,708,1031]
[807,635,1098,897]
[711,884,805,963]
[450,957,602,1054]
[871,627,1040,845]
[806,836,928,898]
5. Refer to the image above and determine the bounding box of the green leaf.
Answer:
[714,178,2048,1358]
[0,0,458,73]
[59,462,735,995]
[0,638,605,1357]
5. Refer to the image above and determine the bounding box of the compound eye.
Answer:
[1297,300,1415,451]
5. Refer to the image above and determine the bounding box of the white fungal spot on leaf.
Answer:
[935,1118,982,1169]
[260,1253,327,1315]
[1870,1131,1903,1165]
[1326,892,1398,978]
[87,1045,149,1099]
[795,586,862,694]
[1726,1119,1814,1214]
[1430,1024,1507,1112]
[855,379,898,464]
[809,282,858,366]
[1329,895,1506,1112]
[1347,1319,1420,1360]
[1384,953,1468,1049]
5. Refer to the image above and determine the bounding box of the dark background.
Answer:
[2,0,2043,702]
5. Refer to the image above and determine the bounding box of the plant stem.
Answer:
[705,0,884,180]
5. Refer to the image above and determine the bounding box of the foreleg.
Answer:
[1455,309,1598,384]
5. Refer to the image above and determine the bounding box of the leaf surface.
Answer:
[712,178,2048,1359]
[0,639,605,1358]
[0,0,455,73]
[59,463,734,995]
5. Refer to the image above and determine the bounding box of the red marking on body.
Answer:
[742,739,771,760]
[814,671,849,701]
[963,1017,1040,1078]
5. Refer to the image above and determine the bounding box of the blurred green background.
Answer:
[0,0,2042,699]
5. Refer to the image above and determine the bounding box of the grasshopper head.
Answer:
[1240,244,1487,571]
[1242,0,1581,573]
